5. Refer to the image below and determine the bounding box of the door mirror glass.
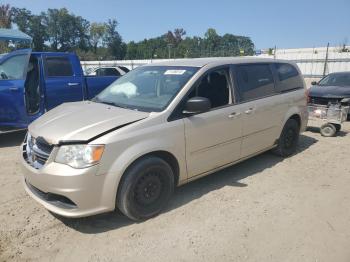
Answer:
[183,97,211,115]
[311,81,318,85]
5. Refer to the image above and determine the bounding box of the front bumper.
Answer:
[21,152,116,218]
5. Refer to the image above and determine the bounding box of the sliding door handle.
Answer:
[244,108,255,114]
[228,112,241,119]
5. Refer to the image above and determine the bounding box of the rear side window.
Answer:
[119,66,130,73]
[45,56,73,77]
[273,63,303,92]
[275,63,299,81]
[96,68,121,76]
[236,64,275,101]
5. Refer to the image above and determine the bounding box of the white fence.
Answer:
[81,45,350,79]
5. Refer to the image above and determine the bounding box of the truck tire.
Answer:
[117,156,174,221]
[273,119,300,157]
[320,123,337,137]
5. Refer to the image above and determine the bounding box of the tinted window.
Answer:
[96,68,121,76]
[236,64,275,101]
[119,66,130,73]
[45,57,73,77]
[275,63,299,81]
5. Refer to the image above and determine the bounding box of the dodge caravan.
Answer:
[21,58,308,221]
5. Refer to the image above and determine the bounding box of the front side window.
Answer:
[318,73,350,87]
[188,68,230,108]
[0,54,28,80]
[45,56,73,77]
[94,66,198,112]
[236,64,275,101]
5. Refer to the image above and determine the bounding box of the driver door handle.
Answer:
[9,87,19,91]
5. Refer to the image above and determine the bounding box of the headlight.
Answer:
[55,145,105,169]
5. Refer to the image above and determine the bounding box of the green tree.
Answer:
[89,22,107,53]
[204,28,220,56]
[43,8,90,51]
[0,4,12,28]
[11,8,48,51]
[10,8,31,33]
[103,19,125,59]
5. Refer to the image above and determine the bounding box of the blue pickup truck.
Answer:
[0,49,119,132]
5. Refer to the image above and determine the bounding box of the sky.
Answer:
[5,0,350,49]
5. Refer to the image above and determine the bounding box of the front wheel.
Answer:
[273,119,300,157]
[117,156,174,221]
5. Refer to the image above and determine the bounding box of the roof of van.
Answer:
[144,57,291,68]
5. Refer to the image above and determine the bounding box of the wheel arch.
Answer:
[115,150,180,198]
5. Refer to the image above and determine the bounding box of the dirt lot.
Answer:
[1,123,350,262]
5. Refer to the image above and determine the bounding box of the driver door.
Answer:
[0,49,31,129]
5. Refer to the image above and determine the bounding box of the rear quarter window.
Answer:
[45,56,73,77]
[235,64,275,101]
[96,68,121,76]
[274,63,303,92]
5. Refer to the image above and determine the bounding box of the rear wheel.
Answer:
[273,119,300,157]
[320,123,337,137]
[117,156,174,221]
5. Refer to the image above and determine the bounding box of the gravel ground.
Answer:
[0,123,350,262]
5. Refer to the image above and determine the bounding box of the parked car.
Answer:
[308,72,350,118]
[0,49,120,132]
[85,66,130,77]
[21,58,308,221]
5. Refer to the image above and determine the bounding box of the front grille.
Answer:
[309,96,342,106]
[23,133,54,169]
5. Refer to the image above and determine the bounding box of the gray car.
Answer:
[21,58,308,221]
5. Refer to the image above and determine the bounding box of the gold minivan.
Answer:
[21,58,308,221]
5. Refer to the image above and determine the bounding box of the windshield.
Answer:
[318,73,350,87]
[94,66,198,112]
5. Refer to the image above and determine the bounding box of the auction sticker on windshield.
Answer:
[164,70,186,75]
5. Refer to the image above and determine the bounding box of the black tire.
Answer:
[117,156,174,221]
[334,124,341,133]
[273,119,300,157]
[320,123,337,137]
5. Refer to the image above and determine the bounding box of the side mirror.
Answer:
[311,81,318,85]
[183,97,211,115]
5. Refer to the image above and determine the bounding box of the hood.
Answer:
[28,101,149,145]
[309,85,350,98]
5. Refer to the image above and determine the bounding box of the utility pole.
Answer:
[167,44,172,59]
[323,42,329,76]
[274,45,277,59]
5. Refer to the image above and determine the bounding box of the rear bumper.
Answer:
[21,153,116,218]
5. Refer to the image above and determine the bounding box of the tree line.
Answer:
[0,4,255,60]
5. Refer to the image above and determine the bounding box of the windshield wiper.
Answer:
[91,98,131,109]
